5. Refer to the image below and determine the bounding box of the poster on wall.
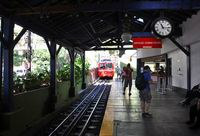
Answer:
[132,37,162,48]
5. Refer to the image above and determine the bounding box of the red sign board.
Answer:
[132,37,162,48]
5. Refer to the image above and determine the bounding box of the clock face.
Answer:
[153,19,172,37]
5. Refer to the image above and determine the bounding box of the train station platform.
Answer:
[100,79,200,136]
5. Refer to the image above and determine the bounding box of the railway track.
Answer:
[36,80,111,136]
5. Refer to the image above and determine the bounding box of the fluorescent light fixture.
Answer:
[123,45,133,48]
[121,33,132,43]
[101,46,118,48]
[137,18,144,23]
[90,46,96,49]
[102,38,111,44]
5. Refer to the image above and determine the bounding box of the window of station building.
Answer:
[144,62,166,73]
[144,62,156,72]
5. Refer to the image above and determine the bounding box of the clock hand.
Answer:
[163,26,171,28]
[160,23,164,29]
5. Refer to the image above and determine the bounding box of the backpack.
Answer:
[135,73,147,90]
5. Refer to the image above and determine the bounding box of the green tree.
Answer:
[32,49,50,73]
[75,55,82,84]
[14,50,24,66]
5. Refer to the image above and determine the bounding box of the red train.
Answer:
[97,59,114,79]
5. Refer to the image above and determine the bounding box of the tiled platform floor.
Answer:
[100,79,200,136]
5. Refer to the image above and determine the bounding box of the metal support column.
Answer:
[81,51,86,89]
[165,54,168,87]
[45,38,57,112]
[0,18,3,104]
[2,18,14,112]
[68,48,75,97]
[186,46,191,92]
[169,37,190,56]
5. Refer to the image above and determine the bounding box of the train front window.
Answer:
[106,63,112,68]
[100,64,105,69]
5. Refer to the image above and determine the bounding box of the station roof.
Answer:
[0,0,199,51]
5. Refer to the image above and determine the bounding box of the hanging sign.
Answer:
[132,37,162,48]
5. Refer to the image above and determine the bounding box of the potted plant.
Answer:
[13,76,24,93]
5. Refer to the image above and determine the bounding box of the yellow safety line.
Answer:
[99,98,114,136]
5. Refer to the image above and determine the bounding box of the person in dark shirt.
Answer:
[158,66,166,87]
[139,65,152,118]
[121,66,126,84]
[123,63,133,96]
[158,66,166,77]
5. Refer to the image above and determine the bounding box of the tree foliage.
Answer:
[32,49,50,73]
[14,50,24,66]
[13,47,90,93]
[57,53,90,84]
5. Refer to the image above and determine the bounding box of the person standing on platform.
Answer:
[158,66,166,89]
[140,65,153,118]
[121,66,126,84]
[123,63,133,96]
[116,66,121,79]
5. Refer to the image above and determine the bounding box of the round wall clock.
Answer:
[151,17,173,38]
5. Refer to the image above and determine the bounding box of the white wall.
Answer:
[168,50,188,89]
[137,48,161,58]
[161,39,176,54]
[163,11,200,89]
[191,42,200,87]
[166,40,200,89]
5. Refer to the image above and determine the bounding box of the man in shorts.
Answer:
[140,65,152,118]
[123,63,133,96]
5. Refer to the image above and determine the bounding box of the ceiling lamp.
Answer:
[121,32,132,43]
[121,13,132,43]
